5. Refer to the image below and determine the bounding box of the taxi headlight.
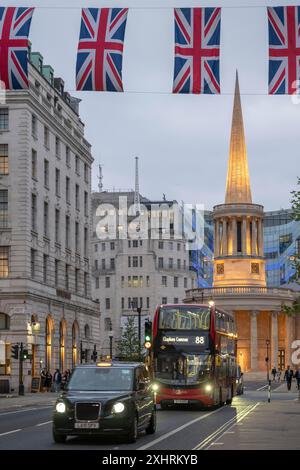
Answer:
[205,384,213,392]
[55,402,66,413]
[152,383,159,392]
[112,402,125,414]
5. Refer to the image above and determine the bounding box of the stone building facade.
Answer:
[0,51,99,393]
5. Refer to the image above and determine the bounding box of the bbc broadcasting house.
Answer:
[0,50,100,393]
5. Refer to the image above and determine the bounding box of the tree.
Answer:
[117,316,140,361]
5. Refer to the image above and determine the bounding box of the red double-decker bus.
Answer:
[151,303,238,409]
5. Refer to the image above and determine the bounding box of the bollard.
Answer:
[268,379,271,403]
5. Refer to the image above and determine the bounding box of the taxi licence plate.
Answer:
[174,400,188,404]
[74,422,99,429]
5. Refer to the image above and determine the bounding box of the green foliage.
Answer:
[117,316,140,361]
[282,298,300,317]
[290,178,300,284]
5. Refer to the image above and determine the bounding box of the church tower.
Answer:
[213,73,266,287]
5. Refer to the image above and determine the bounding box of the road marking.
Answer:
[0,406,52,417]
[0,429,21,438]
[193,403,260,450]
[224,431,235,434]
[210,442,224,445]
[36,420,52,427]
[256,385,268,391]
[137,406,224,450]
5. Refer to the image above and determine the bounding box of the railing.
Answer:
[186,286,295,298]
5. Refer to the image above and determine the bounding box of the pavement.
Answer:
[0,383,299,450]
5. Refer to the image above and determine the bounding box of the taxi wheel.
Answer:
[53,430,67,444]
[127,416,138,443]
[145,409,156,435]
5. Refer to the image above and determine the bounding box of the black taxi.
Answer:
[52,361,156,443]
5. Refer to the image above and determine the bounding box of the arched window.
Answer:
[0,313,10,330]
[72,321,79,369]
[84,324,90,339]
[45,316,53,370]
[59,321,66,372]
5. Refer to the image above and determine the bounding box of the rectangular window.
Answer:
[75,184,79,210]
[94,259,98,270]
[140,297,143,308]
[174,297,179,304]
[128,297,132,309]
[84,191,88,217]
[110,241,115,250]
[55,259,59,287]
[44,126,49,148]
[66,177,70,204]
[84,272,88,296]
[128,276,132,287]
[177,243,181,251]
[32,114,37,137]
[31,149,37,179]
[121,275,124,287]
[65,215,70,249]
[0,246,9,278]
[102,242,105,251]
[133,256,138,267]
[132,275,139,287]
[158,257,163,268]
[43,254,48,284]
[162,297,167,305]
[158,241,164,249]
[55,168,60,196]
[174,276,178,288]
[75,222,79,252]
[95,277,99,289]
[110,258,115,269]
[65,264,70,291]
[0,108,9,130]
[105,276,110,288]
[94,243,98,252]
[66,146,70,167]
[121,297,125,309]
[44,159,49,188]
[31,193,37,231]
[128,256,131,268]
[75,155,80,175]
[146,275,150,287]
[84,163,89,183]
[184,277,187,288]
[55,136,61,158]
[146,297,150,308]
[101,259,105,270]
[168,258,173,269]
[75,268,79,292]
[84,227,88,257]
[139,275,143,287]
[43,201,48,237]
[162,276,167,287]
[31,249,36,278]
[0,190,8,228]
[140,256,143,267]
[55,209,60,243]
[177,259,181,269]
[169,242,173,250]
[0,144,8,175]
[105,298,111,310]
[183,259,186,269]
[133,240,138,248]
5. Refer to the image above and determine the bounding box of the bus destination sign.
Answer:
[161,332,209,348]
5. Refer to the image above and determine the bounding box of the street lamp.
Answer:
[131,300,142,361]
[266,339,271,403]
[108,320,114,359]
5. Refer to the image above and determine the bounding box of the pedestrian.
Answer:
[40,368,47,392]
[277,369,282,382]
[295,367,300,390]
[45,369,52,392]
[53,369,62,393]
[283,365,294,391]
[271,366,277,381]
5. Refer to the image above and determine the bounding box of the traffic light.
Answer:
[11,344,19,360]
[21,349,29,361]
[81,349,86,362]
[91,345,98,362]
[144,320,152,350]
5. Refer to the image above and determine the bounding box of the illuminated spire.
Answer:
[225,72,252,204]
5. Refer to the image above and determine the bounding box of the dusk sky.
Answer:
[8,0,300,211]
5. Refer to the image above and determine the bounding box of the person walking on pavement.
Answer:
[40,368,47,392]
[284,365,294,391]
[277,369,282,382]
[53,369,62,393]
[295,367,300,390]
[45,369,52,392]
[271,366,277,381]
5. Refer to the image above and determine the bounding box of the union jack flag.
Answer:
[268,6,300,94]
[173,7,221,94]
[0,7,34,90]
[76,8,128,92]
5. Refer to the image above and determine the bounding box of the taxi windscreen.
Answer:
[68,367,134,391]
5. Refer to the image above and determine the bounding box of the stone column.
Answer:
[258,219,264,257]
[250,311,259,370]
[215,219,220,257]
[232,218,237,255]
[271,311,278,369]
[246,218,251,255]
[222,218,227,256]
[242,216,247,255]
[251,219,257,256]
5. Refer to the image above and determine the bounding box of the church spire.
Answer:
[225,71,252,204]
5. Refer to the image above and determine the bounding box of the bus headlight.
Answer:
[205,384,213,392]
[55,402,66,413]
[152,383,159,392]
[112,402,125,414]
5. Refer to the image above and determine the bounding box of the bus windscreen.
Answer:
[159,306,211,331]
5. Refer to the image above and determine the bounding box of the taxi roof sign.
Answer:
[97,362,112,367]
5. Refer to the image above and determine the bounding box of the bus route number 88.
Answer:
[195,336,205,344]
